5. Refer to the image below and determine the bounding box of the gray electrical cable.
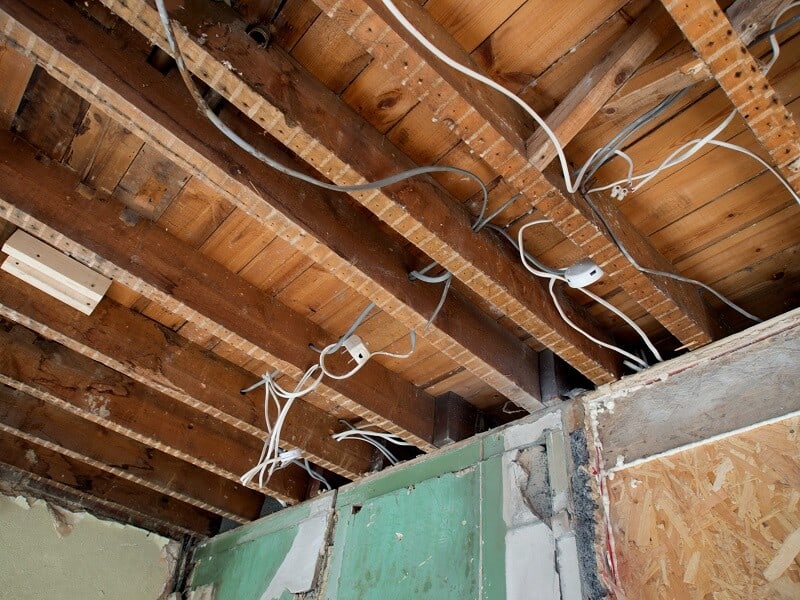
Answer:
[154,0,490,221]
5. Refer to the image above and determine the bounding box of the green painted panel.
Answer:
[336,439,481,508]
[326,465,481,599]
[480,455,507,600]
[190,525,299,600]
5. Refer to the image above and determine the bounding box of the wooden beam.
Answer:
[526,3,670,170]
[0,320,310,503]
[0,131,435,450]
[0,431,218,537]
[0,266,373,480]
[0,0,544,412]
[0,41,33,129]
[661,0,800,194]
[0,384,263,523]
[313,0,723,351]
[95,0,622,385]
[606,0,792,119]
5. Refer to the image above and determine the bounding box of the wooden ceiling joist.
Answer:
[0,384,263,523]
[661,0,800,193]
[99,0,623,385]
[0,131,435,452]
[316,0,723,350]
[0,268,372,480]
[0,40,33,129]
[526,3,670,170]
[0,320,311,504]
[0,0,545,411]
[0,432,218,537]
[606,0,792,121]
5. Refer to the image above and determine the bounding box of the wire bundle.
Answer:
[332,422,415,465]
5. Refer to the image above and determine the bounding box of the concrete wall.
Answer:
[0,494,178,600]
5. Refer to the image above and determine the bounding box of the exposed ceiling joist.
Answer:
[318,0,723,350]
[526,3,670,170]
[662,0,800,194]
[0,40,33,129]
[0,433,218,537]
[0,267,373,480]
[0,384,263,523]
[607,0,792,120]
[95,0,621,385]
[0,320,311,503]
[0,0,545,411]
[0,131,437,452]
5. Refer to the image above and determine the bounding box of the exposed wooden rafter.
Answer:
[0,320,312,503]
[606,0,792,119]
[313,0,723,351]
[0,267,373,480]
[661,0,800,194]
[0,384,264,523]
[0,433,219,537]
[526,3,670,170]
[0,0,546,410]
[91,0,623,384]
[0,131,436,452]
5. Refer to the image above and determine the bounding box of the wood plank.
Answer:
[661,0,800,194]
[0,41,34,129]
[314,0,723,350]
[12,67,88,160]
[0,131,437,450]
[0,267,373,480]
[113,0,620,385]
[0,320,310,503]
[0,384,264,523]
[606,0,792,119]
[0,0,544,411]
[526,3,670,170]
[0,430,219,537]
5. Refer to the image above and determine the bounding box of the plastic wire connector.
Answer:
[343,335,370,365]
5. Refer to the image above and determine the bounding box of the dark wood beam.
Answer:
[98,0,622,384]
[313,0,723,351]
[526,3,670,169]
[0,431,218,537]
[0,267,373,479]
[0,384,263,523]
[0,320,310,503]
[661,0,800,194]
[0,131,436,450]
[0,0,544,410]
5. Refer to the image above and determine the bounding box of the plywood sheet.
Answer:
[608,415,800,599]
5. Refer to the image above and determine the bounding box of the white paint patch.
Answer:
[260,496,333,600]
[505,522,559,600]
[501,450,539,529]
[86,394,111,418]
[503,410,562,451]
[25,449,38,464]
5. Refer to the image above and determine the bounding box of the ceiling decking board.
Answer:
[662,0,800,194]
[0,0,545,412]
[104,0,621,386]
[0,267,373,480]
[0,321,310,503]
[0,41,33,129]
[0,132,437,452]
[606,0,792,120]
[0,384,264,523]
[317,0,723,350]
[525,3,671,170]
[0,432,219,537]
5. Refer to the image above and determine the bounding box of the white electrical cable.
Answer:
[332,426,415,466]
[764,2,800,73]
[516,221,660,367]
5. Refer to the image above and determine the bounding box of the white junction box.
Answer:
[2,230,111,315]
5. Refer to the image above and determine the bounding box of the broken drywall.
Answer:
[0,493,178,599]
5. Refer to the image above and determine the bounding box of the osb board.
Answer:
[608,415,800,599]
